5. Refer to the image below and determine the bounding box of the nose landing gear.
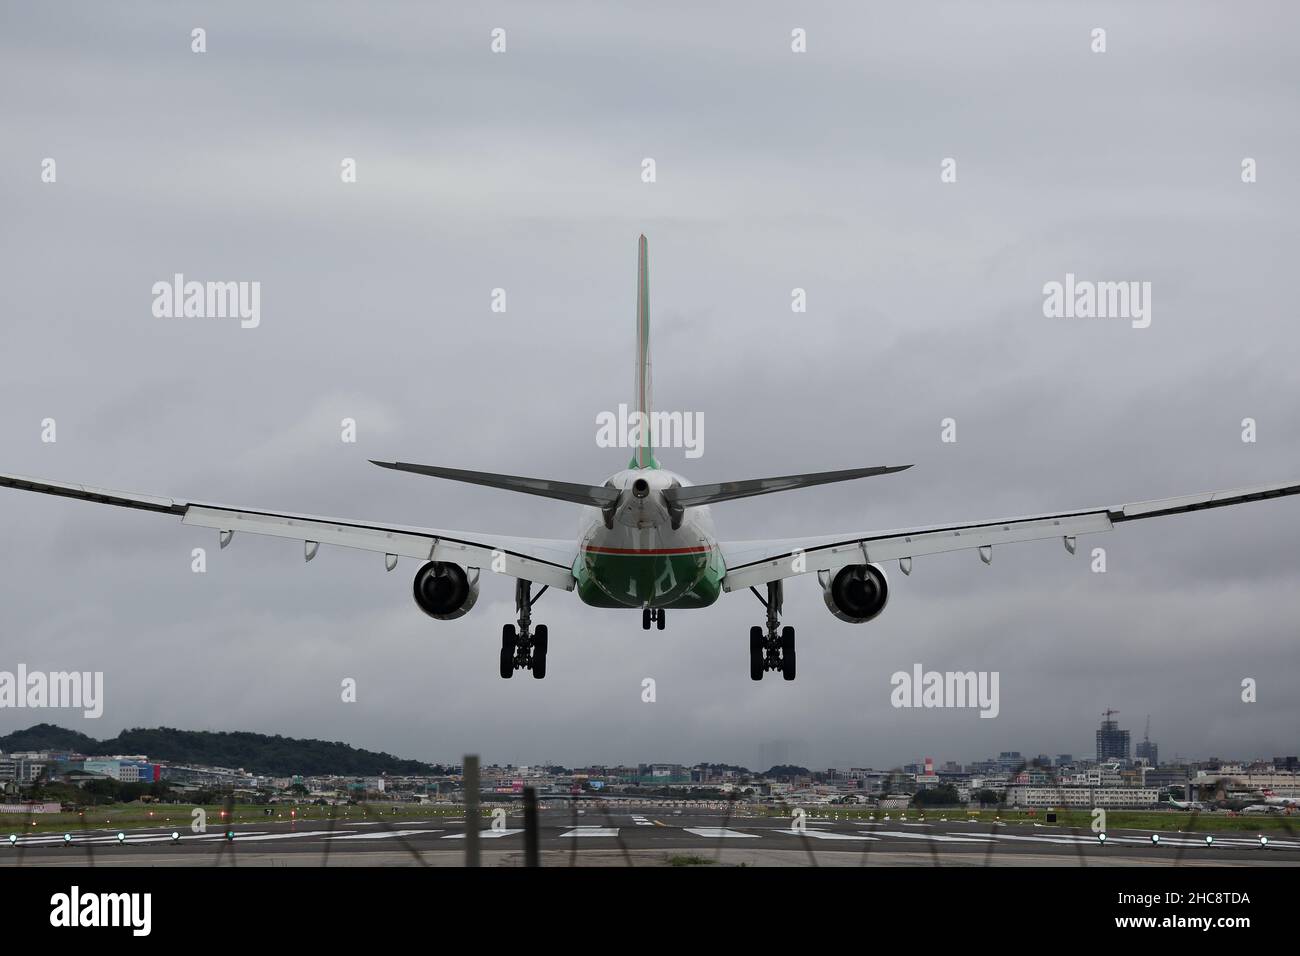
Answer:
[749,581,795,681]
[500,580,549,679]
[642,607,666,631]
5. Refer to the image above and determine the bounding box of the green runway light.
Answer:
[1097,832,1107,844]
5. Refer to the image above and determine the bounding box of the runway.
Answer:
[3,809,1296,866]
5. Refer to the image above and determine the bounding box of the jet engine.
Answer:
[821,563,889,623]
[412,561,480,620]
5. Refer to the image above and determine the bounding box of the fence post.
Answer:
[463,754,480,868]
[523,786,539,867]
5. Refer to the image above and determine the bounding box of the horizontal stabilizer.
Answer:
[664,464,912,509]
[370,460,620,509]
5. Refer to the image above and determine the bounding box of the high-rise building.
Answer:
[1136,739,1158,767]
[1096,710,1131,764]
[997,751,1024,771]
[1135,715,1158,767]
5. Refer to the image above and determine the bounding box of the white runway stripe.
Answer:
[559,827,620,837]
[442,829,524,839]
[778,828,879,841]
[324,829,442,840]
[871,830,995,844]
[684,827,758,839]
[218,830,340,842]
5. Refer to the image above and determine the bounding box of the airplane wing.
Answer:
[720,478,1300,592]
[0,472,578,591]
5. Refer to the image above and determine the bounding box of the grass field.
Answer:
[6,801,1297,838]
[2,802,474,836]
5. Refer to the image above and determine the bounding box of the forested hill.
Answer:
[0,723,442,776]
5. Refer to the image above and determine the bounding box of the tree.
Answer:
[912,785,961,807]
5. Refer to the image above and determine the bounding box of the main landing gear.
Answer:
[642,607,666,631]
[501,579,549,679]
[749,581,795,681]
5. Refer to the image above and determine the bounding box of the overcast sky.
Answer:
[2,2,1297,771]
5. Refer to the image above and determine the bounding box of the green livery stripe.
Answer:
[575,547,723,609]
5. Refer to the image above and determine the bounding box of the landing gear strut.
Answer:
[749,581,795,681]
[501,580,548,679]
[642,607,666,631]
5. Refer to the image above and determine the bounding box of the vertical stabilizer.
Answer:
[631,234,659,469]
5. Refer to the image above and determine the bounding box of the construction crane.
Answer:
[1103,708,1119,720]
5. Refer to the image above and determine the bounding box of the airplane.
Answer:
[1165,797,1210,812]
[1262,789,1300,809]
[4,235,1300,683]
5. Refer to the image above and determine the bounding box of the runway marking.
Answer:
[324,829,443,840]
[442,829,524,839]
[212,830,340,842]
[684,827,759,839]
[871,830,995,844]
[12,830,276,846]
[631,815,654,826]
[778,829,879,841]
[977,833,1096,846]
[559,827,620,837]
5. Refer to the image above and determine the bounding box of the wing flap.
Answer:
[722,512,1111,591]
[1,471,577,591]
[183,505,575,588]
[721,478,1300,592]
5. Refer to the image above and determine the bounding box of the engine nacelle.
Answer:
[412,561,480,620]
[822,563,890,624]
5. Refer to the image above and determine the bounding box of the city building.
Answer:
[1096,711,1131,764]
[1005,785,1160,809]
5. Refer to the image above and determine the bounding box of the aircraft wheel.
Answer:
[500,625,516,679]
[642,608,652,630]
[532,625,548,679]
[781,626,796,681]
[656,609,666,631]
[749,626,764,681]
